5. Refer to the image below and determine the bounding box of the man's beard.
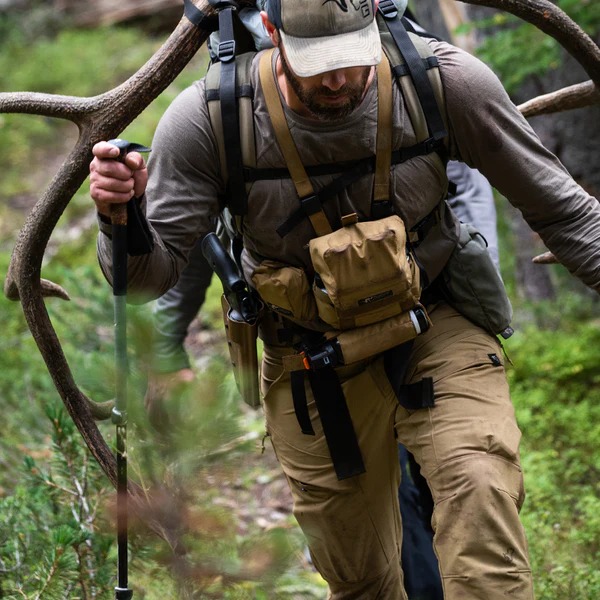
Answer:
[280,51,371,121]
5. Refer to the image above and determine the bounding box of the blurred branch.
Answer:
[518,80,600,118]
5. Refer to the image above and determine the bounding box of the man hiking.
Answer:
[89,1,600,598]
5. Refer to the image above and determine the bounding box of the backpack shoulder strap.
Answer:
[378,14,448,150]
[206,51,257,216]
[378,5,449,197]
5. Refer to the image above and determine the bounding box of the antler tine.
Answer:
[2,1,214,490]
[518,80,600,118]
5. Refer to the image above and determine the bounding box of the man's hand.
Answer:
[90,141,149,217]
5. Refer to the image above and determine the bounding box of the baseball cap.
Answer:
[267,0,382,77]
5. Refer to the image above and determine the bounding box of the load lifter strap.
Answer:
[259,49,333,237]
[183,0,219,31]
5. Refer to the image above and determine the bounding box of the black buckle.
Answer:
[422,137,439,154]
[378,0,398,19]
[300,194,322,216]
[218,39,236,62]
[306,342,342,371]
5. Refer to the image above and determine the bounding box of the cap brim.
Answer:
[280,18,382,78]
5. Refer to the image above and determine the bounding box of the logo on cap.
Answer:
[322,0,372,18]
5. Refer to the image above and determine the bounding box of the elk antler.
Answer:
[0,0,214,493]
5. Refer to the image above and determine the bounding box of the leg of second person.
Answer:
[152,235,214,373]
[262,349,408,599]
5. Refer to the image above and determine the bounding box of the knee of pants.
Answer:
[430,453,531,581]
[287,476,401,587]
[431,452,526,514]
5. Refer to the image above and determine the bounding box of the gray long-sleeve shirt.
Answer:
[98,40,600,298]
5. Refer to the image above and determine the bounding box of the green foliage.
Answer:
[0,405,114,599]
[458,0,600,93]
[0,26,161,199]
[505,322,600,598]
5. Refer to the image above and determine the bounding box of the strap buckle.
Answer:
[378,0,399,19]
[300,194,322,216]
[304,341,343,371]
[422,136,440,155]
[218,39,236,62]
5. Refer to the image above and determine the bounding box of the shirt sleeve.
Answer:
[97,80,223,303]
[433,40,600,293]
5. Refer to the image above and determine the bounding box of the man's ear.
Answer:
[260,11,280,47]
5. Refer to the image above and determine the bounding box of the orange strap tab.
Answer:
[374,54,393,203]
[259,49,333,237]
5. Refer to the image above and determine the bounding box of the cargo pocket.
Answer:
[252,261,318,322]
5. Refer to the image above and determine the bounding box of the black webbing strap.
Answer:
[384,339,415,396]
[216,5,249,216]
[183,0,219,31]
[409,207,440,247]
[291,370,315,436]
[379,0,447,143]
[401,16,444,42]
[276,138,442,238]
[398,378,435,410]
[206,84,254,101]
[384,341,435,410]
[306,367,366,481]
[393,57,438,79]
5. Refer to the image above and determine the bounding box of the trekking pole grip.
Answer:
[106,138,151,228]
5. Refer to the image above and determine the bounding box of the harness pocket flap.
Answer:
[252,260,318,322]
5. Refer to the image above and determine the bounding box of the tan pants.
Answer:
[261,303,534,600]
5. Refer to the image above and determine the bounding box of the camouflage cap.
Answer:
[267,0,382,77]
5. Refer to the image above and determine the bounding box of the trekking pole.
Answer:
[107,139,151,600]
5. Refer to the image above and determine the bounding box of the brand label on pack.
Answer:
[358,290,393,305]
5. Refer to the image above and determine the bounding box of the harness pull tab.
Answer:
[499,341,515,367]
[341,213,359,227]
[261,432,270,455]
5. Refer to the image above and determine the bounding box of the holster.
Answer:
[221,295,261,408]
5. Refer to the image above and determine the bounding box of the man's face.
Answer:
[280,48,372,121]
